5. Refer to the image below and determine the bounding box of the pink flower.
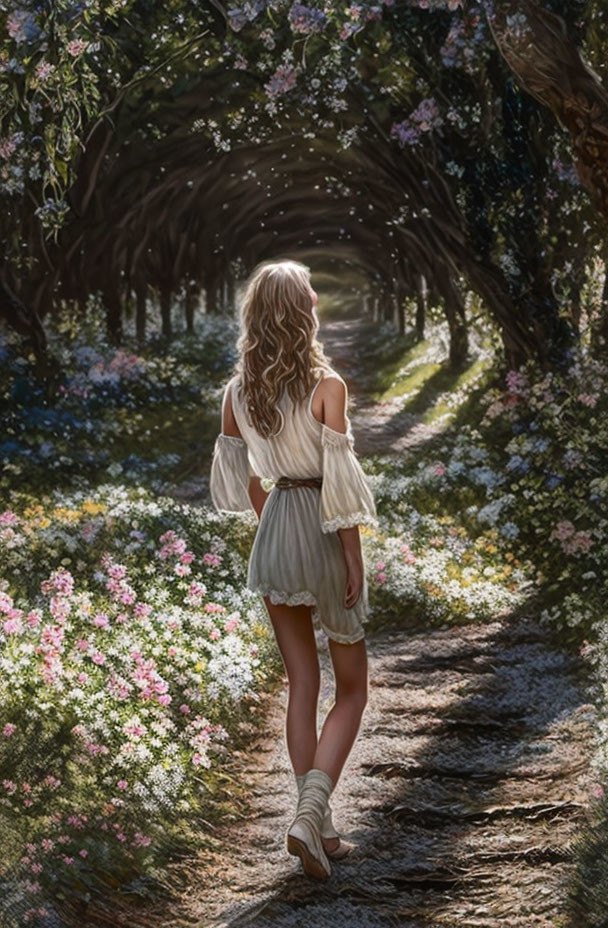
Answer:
[67,39,88,56]
[506,369,528,394]
[187,581,206,600]
[192,752,210,767]
[3,616,22,634]
[107,563,127,580]
[134,602,152,618]
[117,780,128,790]
[3,723,16,737]
[549,520,575,540]
[41,568,74,598]
[434,463,446,476]
[265,64,298,99]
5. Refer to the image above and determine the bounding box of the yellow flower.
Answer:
[24,505,43,518]
[82,500,105,515]
[52,508,80,522]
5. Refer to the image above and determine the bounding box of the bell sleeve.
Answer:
[319,423,378,533]
[209,433,254,513]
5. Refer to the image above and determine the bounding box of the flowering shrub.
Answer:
[0,304,238,494]
[0,485,279,918]
[363,455,535,629]
[475,350,607,636]
[363,344,607,639]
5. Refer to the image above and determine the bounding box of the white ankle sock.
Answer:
[295,770,338,839]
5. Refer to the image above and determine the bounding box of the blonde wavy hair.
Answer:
[234,259,333,438]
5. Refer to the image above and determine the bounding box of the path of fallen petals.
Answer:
[155,317,596,927]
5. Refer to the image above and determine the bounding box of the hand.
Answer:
[344,550,364,609]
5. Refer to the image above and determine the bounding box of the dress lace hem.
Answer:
[250,585,366,644]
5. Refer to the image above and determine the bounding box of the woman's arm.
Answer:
[221,382,269,520]
[318,376,364,609]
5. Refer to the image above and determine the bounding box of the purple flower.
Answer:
[288,3,326,33]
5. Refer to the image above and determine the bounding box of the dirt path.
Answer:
[169,315,596,927]
[321,315,448,457]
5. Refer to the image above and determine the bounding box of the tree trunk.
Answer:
[0,276,54,382]
[393,294,405,335]
[435,266,469,370]
[185,283,197,334]
[482,0,608,218]
[135,285,147,345]
[104,286,123,347]
[415,274,427,341]
[226,271,235,313]
[205,281,218,314]
[160,288,172,339]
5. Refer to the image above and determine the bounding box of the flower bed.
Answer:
[0,485,279,923]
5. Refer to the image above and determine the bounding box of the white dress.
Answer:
[208,367,378,643]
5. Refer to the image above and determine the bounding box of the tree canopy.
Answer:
[1,0,607,370]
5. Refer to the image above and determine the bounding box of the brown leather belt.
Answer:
[275,476,323,490]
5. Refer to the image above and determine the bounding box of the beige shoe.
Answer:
[295,772,355,860]
[287,768,333,879]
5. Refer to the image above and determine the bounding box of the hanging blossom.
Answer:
[440,11,487,72]
[552,158,580,186]
[288,3,327,33]
[226,0,270,32]
[391,98,443,148]
[265,63,299,98]
[6,8,43,44]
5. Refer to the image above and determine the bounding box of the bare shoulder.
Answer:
[221,376,243,438]
[316,370,348,433]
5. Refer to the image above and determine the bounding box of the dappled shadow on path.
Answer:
[175,598,595,927]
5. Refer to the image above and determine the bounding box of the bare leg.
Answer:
[262,597,320,775]
[263,597,366,854]
[312,637,368,786]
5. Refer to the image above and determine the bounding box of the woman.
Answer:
[209,259,378,881]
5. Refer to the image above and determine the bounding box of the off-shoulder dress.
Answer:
[208,367,378,644]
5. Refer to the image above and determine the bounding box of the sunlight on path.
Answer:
[322,316,449,458]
